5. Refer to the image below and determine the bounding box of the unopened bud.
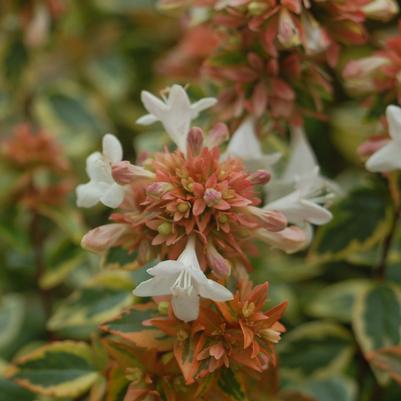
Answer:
[146,182,173,198]
[206,123,229,148]
[112,161,155,184]
[204,188,222,207]
[357,136,388,158]
[362,0,399,21]
[125,367,143,383]
[187,127,204,156]
[207,242,231,278]
[248,1,268,16]
[177,330,189,342]
[81,224,127,253]
[242,301,255,318]
[248,206,287,232]
[158,301,169,315]
[218,214,228,224]
[278,8,301,48]
[158,222,172,235]
[260,328,281,343]
[177,202,190,213]
[249,169,271,185]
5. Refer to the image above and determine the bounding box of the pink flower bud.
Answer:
[277,8,301,49]
[260,328,282,343]
[204,188,222,207]
[362,0,399,22]
[247,207,287,232]
[256,225,307,253]
[146,182,173,198]
[81,224,128,253]
[207,242,231,278]
[112,161,155,184]
[358,136,389,158]
[206,123,229,148]
[187,127,204,156]
[249,169,271,185]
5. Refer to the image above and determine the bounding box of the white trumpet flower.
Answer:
[137,84,217,154]
[224,118,281,171]
[76,134,125,209]
[366,105,401,173]
[133,236,233,322]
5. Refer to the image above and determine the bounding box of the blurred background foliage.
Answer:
[0,1,401,401]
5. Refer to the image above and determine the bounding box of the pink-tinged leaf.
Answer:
[367,346,401,385]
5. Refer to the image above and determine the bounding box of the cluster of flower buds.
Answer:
[1,0,66,47]
[77,85,334,393]
[343,23,401,105]
[1,124,71,209]
[157,0,398,125]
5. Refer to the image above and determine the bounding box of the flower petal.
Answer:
[86,154,114,185]
[299,199,333,225]
[190,97,217,118]
[366,141,401,172]
[283,127,318,181]
[226,118,263,160]
[103,134,123,164]
[76,181,103,208]
[100,183,125,208]
[141,90,169,120]
[136,113,158,125]
[147,260,185,276]
[133,275,178,297]
[386,105,401,141]
[172,290,200,322]
[198,279,233,302]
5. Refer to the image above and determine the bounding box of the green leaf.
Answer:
[279,322,354,379]
[102,304,172,350]
[309,185,392,263]
[40,240,86,290]
[13,341,98,398]
[37,206,86,244]
[0,294,25,356]
[305,279,371,322]
[4,38,28,84]
[0,377,34,401]
[295,376,356,401]
[102,247,139,270]
[353,282,401,383]
[48,271,134,338]
[218,368,247,401]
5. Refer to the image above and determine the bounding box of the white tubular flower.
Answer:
[76,134,125,209]
[366,105,401,173]
[224,118,281,171]
[266,127,335,246]
[137,84,217,154]
[133,236,233,322]
[265,167,333,239]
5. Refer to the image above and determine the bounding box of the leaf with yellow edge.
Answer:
[309,186,392,264]
[353,283,401,384]
[12,341,98,398]
[367,346,401,386]
[102,304,173,351]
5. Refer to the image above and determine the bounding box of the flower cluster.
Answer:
[77,84,334,394]
[103,278,286,400]
[1,0,66,47]
[158,0,398,125]
[1,124,71,209]
[343,25,401,104]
